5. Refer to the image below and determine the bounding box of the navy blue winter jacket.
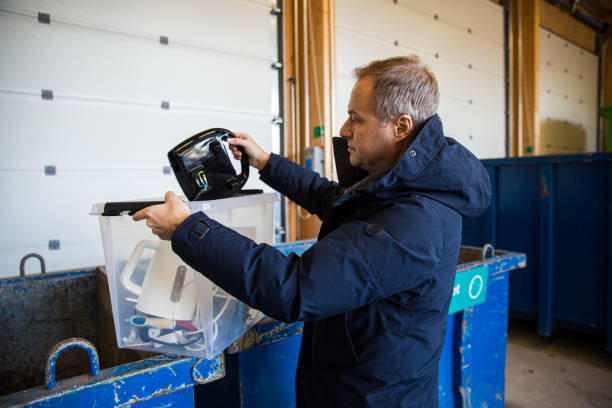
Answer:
[172,114,491,407]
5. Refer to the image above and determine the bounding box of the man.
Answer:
[134,55,491,407]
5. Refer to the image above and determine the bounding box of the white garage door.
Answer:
[335,0,506,159]
[539,27,598,154]
[0,0,281,277]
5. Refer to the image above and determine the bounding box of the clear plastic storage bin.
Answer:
[90,193,277,359]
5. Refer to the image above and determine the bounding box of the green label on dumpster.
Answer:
[448,265,489,314]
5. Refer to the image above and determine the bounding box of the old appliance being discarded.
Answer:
[168,128,259,201]
[91,128,276,358]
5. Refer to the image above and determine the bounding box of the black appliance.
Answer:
[168,128,253,201]
[102,128,261,216]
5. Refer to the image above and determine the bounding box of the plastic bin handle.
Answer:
[120,239,160,296]
[45,338,100,390]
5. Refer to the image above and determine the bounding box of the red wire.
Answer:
[176,321,197,331]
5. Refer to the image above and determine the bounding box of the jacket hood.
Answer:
[333,114,491,218]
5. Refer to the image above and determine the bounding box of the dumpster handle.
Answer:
[45,338,100,390]
[482,243,495,261]
[19,253,46,276]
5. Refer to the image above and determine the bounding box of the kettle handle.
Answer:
[222,131,250,193]
[120,239,160,296]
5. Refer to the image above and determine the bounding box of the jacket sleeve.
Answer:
[259,153,342,221]
[171,206,443,323]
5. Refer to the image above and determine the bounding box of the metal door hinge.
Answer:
[44,165,56,175]
[42,89,53,101]
[38,12,50,24]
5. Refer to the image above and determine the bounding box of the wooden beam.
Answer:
[512,0,541,156]
[282,0,336,240]
[299,0,335,239]
[603,40,612,151]
[604,40,612,105]
[540,0,597,53]
[523,0,540,155]
[306,0,334,177]
[511,0,520,157]
[282,0,298,242]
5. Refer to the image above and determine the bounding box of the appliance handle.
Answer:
[120,239,160,296]
[102,201,165,216]
[223,132,250,191]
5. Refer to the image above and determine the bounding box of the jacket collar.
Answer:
[333,114,446,195]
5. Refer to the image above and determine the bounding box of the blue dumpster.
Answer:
[204,241,526,408]
[462,153,612,351]
[0,268,102,397]
[1,242,525,407]
[0,267,224,407]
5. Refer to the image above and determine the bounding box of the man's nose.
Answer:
[339,120,351,138]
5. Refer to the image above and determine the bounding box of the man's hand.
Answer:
[227,132,270,171]
[132,191,190,240]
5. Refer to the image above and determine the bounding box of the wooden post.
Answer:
[283,0,336,240]
[306,0,334,179]
[510,0,520,157]
[511,0,540,156]
[520,0,540,156]
[282,0,299,242]
[603,41,612,151]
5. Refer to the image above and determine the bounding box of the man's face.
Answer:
[339,77,398,174]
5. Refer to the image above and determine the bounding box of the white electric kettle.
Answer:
[120,240,197,321]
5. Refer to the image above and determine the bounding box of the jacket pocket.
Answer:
[311,313,360,365]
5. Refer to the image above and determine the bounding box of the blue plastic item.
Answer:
[462,152,612,351]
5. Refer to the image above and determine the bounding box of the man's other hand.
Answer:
[227,132,270,171]
[132,191,190,240]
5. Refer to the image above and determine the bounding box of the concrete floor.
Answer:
[505,320,612,408]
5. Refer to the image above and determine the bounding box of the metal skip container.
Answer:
[0,241,525,407]
[462,153,612,350]
[213,241,527,408]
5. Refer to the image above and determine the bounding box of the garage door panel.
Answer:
[539,28,598,153]
[0,0,273,58]
[438,98,505,143]
[335,0,505,159]
[0,169,270,251]
[0,0,278,273]
[0,241,105,278]
[337,0,502,75]
[0,97,274,169]
[0,12,272,111]
[395,0,502,42]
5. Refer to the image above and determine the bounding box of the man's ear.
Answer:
[394,114,413,143]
